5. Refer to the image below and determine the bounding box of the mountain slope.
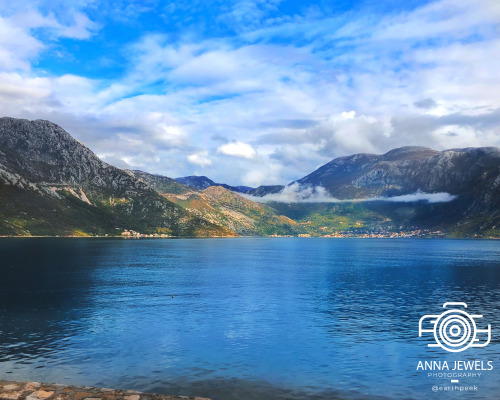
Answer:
[175,175,254,193]
[163,186,300,236]
[247,185,285,196]
[131,170,192,195]
[256,146,500,237]
[0,117,235,237]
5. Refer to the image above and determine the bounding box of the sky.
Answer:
[0,0,499,186]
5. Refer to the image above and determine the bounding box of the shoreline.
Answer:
[0,235,498,240]
[0,380,210,400]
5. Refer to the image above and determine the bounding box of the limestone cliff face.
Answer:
[0,117,147,196]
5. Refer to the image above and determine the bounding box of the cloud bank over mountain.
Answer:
[0,0,499,186]
[245,183,457,204]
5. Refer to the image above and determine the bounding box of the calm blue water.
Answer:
[0,238,499,399]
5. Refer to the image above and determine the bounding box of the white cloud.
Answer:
[187,150,212,167]
[241,159,283,186]
[379,192,457,203]
[245,183,458,204]
[0,17,44,70]
[340,111,356,119]
[217,142,257,159]
[56,12,96,39]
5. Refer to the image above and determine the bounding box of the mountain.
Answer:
[175,175,253,193]
[163,186,299,236]
[255,146,500,237]
[295,146,499,207]
[134,171,299,235]
[247,185,285,196]
[1,117,497,237]
[175,175,215,190]
[0,117,235,237]
[131,170,191,194]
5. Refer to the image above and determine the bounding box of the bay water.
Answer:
[0,238,499,399]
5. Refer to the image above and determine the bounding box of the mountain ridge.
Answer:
[0,117,297,237]
[0,117,498,237]
[175,175,254,193]
[293,146,500,211]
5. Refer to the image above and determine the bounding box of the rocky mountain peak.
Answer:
[0,117,106,185]
[381,146,438,161]
[0,117,152,194]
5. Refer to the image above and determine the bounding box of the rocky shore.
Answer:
[0,381,210,400]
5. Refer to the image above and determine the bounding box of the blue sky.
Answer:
[0,0,499,186]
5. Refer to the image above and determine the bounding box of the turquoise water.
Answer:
[0,238,499,399]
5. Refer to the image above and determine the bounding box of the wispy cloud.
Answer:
[0,6,97,71]
[245,183,458,204]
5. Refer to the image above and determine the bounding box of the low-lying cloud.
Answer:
[244,183,457,204]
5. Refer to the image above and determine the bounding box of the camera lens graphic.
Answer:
[434,309,476,352]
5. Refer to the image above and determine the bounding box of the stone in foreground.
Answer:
[0,381,210,400]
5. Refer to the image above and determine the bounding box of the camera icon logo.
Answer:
[419,302,491,352]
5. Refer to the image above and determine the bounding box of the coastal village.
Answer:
[119,228,447,239]
[269,229,446,238]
